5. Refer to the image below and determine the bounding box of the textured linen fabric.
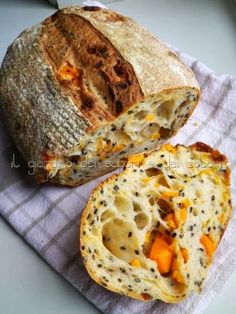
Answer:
[0,5,236,314]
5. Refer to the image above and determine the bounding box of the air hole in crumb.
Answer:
[101,210,114,222]
[157,175,170,188]
[133,202,142,213]
[179,100,189,109]
[134,213,149,230]
[157,198,172,218]
[141,123,160,139]
[155,100,174,120]
[134,110,149,120]
[145,168,162,177]
[149,197,155,206]
[114,195,133,212]
[112,129,131,144]
[159,127,172,139]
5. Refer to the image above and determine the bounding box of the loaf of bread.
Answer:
[80,142,232,302]
[0,6,200,186]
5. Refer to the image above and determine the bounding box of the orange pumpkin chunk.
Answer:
[149,236,173,274]
[180,248,189,263]
[200,234,215,257]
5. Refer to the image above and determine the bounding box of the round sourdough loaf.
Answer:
[0,6,200,186]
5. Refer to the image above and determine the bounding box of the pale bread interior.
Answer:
[80,144,232,302]
[47,88,198,185]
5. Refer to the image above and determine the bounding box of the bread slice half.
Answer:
[80,142,232,303]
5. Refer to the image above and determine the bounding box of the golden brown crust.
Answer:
[65,6,199,96]
[190,142,227,163]
[41,11,144,130]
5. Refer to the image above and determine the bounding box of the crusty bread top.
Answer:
[80,143,232,303]
[63,6,199,96]
[41,10,143,126]
[0,6,200,182]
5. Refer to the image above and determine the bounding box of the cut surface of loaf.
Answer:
[0,6,200,186]
[80,142,232,302]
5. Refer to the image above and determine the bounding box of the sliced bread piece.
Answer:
[80,142,232,303]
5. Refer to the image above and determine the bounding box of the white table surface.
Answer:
[0,1,236,313]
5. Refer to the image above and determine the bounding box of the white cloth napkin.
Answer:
[0,3,236,314]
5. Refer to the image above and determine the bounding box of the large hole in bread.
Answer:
[148,197,155,206]
[134,212,149,230]
[102,219,141,263]
[134,110,149,120]
[112,129,132,144]
[156,175,170,188]
[157,198,172,218]
[141,123,160,139]
[133,202,142,213]
[155,100,174,120]
[101,210,115,222]
[145,168,162,177]
[114,195,133,212]
[159,127,172,138]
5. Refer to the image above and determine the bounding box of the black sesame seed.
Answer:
[120,246,126,250]
[135,250,139,255]
[113,185,119,191]
[157,163,163,167]
[98,264,102,268]
[172,232,177,238]
[160,154,165,158]
[151,268,155,272]
[135,192,139,196]
[168,175,176,179]
[211,195,215,201]
[128,232,132,238]
[81,245,85,250]
[118,278,122,282]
